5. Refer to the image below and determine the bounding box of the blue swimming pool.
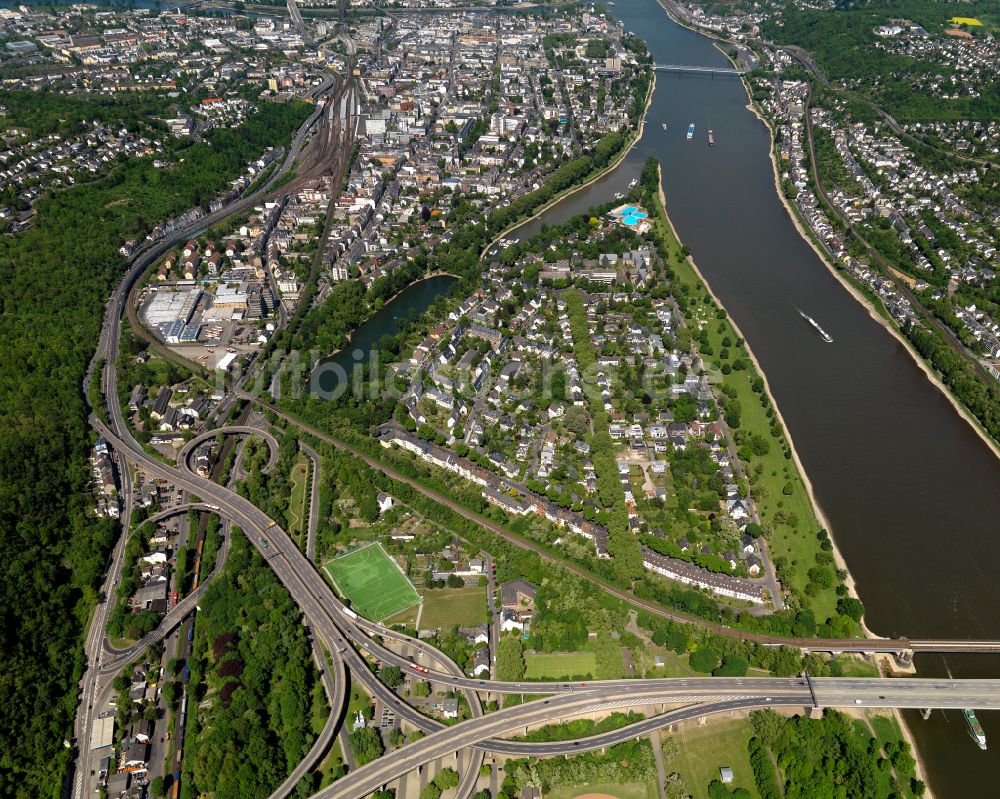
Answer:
[619,206,638,216]
[622,211,648,225]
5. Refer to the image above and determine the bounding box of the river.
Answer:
[304,0,1000,790]
[511,0,1000,794]
[312,274,458,396]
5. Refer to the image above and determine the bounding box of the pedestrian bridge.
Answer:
[653,63,746,76]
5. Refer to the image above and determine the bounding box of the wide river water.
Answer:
[313,0,1000,791]
[511,0,1000,794]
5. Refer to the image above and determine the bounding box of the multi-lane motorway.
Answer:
[89,416,1000,797]
[75,60,1000,799]
[71,69,349,799]
[313,677,1000,799]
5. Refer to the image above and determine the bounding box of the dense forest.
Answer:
[0,87,176,139]
[747,708,923,799]
[765,1,1000,121]
[0,97,309,798]
[181,534,326,799]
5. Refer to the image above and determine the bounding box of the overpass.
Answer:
[653,63,746,76]
[288,0,309,42]
[175,424,280,475]
[310,677,1000,799]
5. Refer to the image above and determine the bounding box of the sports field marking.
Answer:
[325,543,420,621]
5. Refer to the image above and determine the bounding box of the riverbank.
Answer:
[652,168,862,614]
[484,68,656,255]
[311,272,459,369]
[736,67,1000,465]
[649,63,940,799]
[706,26,949,796]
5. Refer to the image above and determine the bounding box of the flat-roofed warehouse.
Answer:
[90,715,114,751]
[144,288,202,326]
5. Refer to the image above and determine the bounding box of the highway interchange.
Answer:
[72,52,1000,799]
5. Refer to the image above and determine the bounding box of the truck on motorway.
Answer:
[342,607,358,620]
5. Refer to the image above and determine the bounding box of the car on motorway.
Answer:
[259,537,269,549]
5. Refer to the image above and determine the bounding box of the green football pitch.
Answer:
[325,544,420,621]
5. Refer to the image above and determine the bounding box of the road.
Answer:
[311,677,1000,799]
[72,451,132,799]
[98,524,231,673]
[71,70,346,799]
[77,47,1000,799]
[175,424,280,476]
[300,441,322,562]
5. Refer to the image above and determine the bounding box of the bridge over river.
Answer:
[653,63,746,76]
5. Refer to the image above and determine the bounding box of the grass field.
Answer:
[653,192,837,620]
[385,603,419,627]
[325,544,420,621]
[288,453,309,544]
[833,654,879,677]
[547,782,657,799]
[525,651,598,679]
[419,585,487,629]
[668,717,761,799]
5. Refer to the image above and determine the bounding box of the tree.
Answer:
[349,727,385,766]
[713,654,749,677]
[420,784,442,799]
[748,709,785,747]
[149,776,165,797]
[434,768,460,791]
[836,596,865,623]
[497,636,526,681]
[378,665,404,688]
[412,680,431,697]
[689,646,720,673]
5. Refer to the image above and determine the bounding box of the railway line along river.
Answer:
[505,0,1000,794]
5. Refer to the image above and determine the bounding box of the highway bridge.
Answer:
[312,677,1000,799]
[653,63,746,76]
[175,424,279,475]
[78,64,1000,799]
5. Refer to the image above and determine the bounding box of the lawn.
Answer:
[652,192,838,620]
[385,603,419,628]
[325,543,420,621]
[419,585,487,629]
[668,717,761,799]
[647,646,696,677]
[833,654,879,677]
[525,651,598,679]
[288,452,309,545]
[547,783,657,799]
